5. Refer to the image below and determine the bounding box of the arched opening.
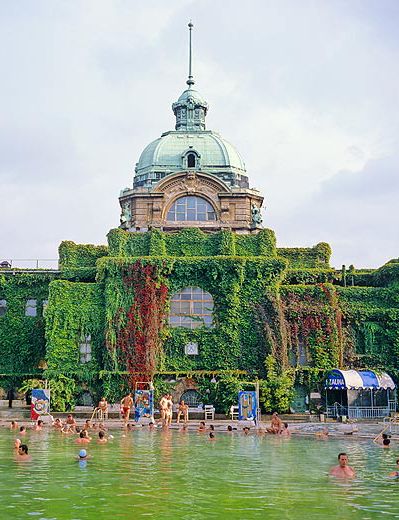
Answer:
[180,389,202,407]
[187,153,196,168]
[166,196,216,222]
[169,286,214,329]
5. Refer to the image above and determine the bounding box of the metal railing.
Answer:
[0,259,59,270]
[327,402,396,419]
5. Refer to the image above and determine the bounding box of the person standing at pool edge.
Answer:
[329,453,356,478]
[121,393,133,424]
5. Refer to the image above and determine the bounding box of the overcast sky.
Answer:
[1,0,398,269]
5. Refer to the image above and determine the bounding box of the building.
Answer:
[0,25,398,412]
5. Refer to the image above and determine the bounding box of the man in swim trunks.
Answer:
[66,414,77,432]
[267,412,283,434]
[159,394,168,426]
[176,400,189,424]
[329,452,356,478]
[121,393,133,424]
[165,394,173,427]
[98,397,108,421]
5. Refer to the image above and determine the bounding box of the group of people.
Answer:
[11,413,114,462]
[158,394,189,426]
[9,414,399,480]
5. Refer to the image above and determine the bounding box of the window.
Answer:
[25,299,37,317]
[169,287,214,329]
[298,340,308,366]
[187,153,196,168]
[0,300,6,317]
[42,300,48,316]
[185,342,199,355]
[79,335,92,364]
[166,196,216,222]
[180,389,202,407]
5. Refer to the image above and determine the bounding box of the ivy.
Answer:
[2,226,399,415]
[0,273,56,376]
[107,227,277,258]
[277,242,331,268]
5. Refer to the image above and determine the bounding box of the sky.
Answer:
[0,0,398,269]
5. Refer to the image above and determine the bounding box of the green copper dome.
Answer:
[132,23,249,189]
[134,128,248,189]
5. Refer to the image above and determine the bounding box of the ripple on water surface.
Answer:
[1,429,399,519]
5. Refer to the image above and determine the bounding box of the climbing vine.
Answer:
[112,261,169,386]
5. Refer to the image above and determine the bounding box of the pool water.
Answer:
[1,428,399,519]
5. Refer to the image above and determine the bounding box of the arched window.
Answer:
[180,389,202,407]
[166,196,216,221]
[169,287,214,329]
[187,153,196,168]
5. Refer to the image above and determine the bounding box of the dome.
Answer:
[132,71,249,189]
[176,88,207,106]
[134,130,247,189]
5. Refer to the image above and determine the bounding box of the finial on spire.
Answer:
[187,21,194,88]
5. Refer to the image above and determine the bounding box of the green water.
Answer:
[1,428,399,519]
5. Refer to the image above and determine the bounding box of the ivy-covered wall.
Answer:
[2,228,398,413]
[0,272,56,376]
[106,227,278,258]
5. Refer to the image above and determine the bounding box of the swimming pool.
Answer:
[1,428,399,519]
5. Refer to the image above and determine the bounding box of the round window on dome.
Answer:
[166,196,216,222]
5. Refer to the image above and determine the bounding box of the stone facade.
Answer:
[119,171,264,233]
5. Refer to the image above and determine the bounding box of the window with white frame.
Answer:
[79,334,92,364]
[166,196,216,222]
[169,287,214,329]
[0,300,6,317]
[25,299,37,317]
[184,342,199,355]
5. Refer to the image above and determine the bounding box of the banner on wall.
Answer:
[134,389,154,422]
[238,391,257,421]
[31,389,50,421]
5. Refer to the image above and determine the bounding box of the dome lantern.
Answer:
[172,22,209,131]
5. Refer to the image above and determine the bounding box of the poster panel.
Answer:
[31,389,50,421]
[238,391,257,421]
[134,389,154,422]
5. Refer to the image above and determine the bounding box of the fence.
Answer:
[0,259,59,270]
[327,402,396,419]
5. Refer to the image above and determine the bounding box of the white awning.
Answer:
[325,369,396,390]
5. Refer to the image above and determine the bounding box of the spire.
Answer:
[172,22,208,131]
[187,21,194,88]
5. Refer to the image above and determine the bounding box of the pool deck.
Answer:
[1,407,398,440]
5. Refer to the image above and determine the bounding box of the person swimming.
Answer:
[389,459,399,478]
[15,444,32,462]
[76,430,91,444]
[329,452,356,479]
[76,448,90,467]
[97,430,107,444]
